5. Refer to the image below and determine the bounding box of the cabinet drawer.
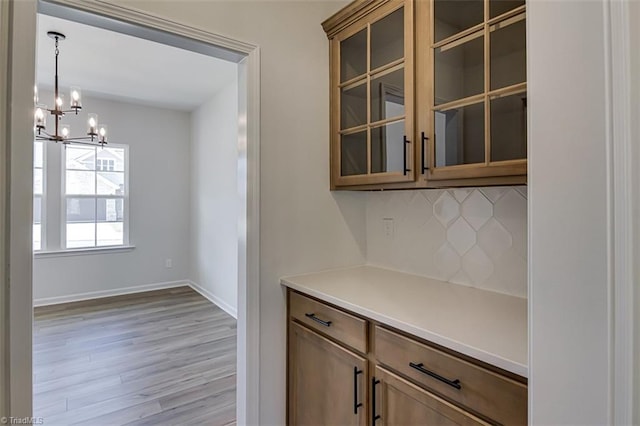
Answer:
[289,291,367,353]
[374,326,526,425]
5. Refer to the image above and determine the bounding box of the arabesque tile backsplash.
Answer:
[366,187,527,298]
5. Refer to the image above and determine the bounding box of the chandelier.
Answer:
[35,31,109,147]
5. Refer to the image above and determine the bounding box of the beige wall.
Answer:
[631,1,640,423]
[106,1,366,424]
[0,0,8,415]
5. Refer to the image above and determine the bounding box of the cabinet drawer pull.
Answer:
[403,135,411,175]
[304,313,332,327]
[371,377,381,425]
[353,367,363,414]
[421,131,429,173]
[409,362,462,390]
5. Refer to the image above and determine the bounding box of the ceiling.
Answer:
[36,14,237,111]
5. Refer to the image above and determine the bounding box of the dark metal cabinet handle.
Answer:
[304,313,331,327]
[353,367,363,414]
[403,135,411,175]
[409,362,462,390]
[371,377,381,425]
[421,132,429,173]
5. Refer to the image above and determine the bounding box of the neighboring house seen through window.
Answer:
[64,145,128,249]
[97,158,115,171]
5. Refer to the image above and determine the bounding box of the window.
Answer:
[64,145,128,248]
[33,141,44,250]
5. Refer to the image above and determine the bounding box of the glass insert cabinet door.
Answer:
[420,0,527,180]
[331,0,415,187]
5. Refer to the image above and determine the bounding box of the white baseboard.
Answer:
[188,280,238,319]
[33,280,189,307]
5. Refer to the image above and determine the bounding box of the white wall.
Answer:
[366,187,527,298]
[190,78,239,317]
[528,1,610,424]
[33,94,191,302]
[104,2,366,424]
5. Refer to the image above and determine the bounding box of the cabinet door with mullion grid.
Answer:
[330,0,415,188]
[417,0,527,181]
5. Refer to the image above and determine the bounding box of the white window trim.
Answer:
[33,140,46,252]
[34,244,136,258]
[60,143,130,250]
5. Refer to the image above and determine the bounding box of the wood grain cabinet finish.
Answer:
[372,366,489,426]
[324,0,415,188]
[375,325,527,425]
[288,321,368,426]
[290,291,368,353]
[287,289,527,425]
[322,0,527,190]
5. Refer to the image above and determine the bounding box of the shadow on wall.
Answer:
[332,191,368,259]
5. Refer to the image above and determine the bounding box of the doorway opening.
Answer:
[5,0,260,423]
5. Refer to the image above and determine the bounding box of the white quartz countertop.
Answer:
[281,265,528,378]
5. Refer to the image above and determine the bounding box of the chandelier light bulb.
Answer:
[99,125,108,143]
[87,113,98,136]
[61,125,71,140]
[34,85,39,104]
[34,106,46,129]
[70,87,82,110]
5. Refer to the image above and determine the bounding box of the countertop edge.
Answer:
[281,277,528,378]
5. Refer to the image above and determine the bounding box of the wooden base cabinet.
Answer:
[372,367,488,425]
[287,290,527,425]
[288,321,368,426]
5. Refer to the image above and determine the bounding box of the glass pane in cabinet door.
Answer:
[490,0,524,18]
[434,102,485,167]
[490,17,526,90]
[370,68,405,123]
[434,33,484,105]
[340,29,367,82]
[370,8,404,70]
[371,120,405,174]
[491,93,527,162]
[434,0,483,42]
[341,131,367,176]
[341,82,367,129]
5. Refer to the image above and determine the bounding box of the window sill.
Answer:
[34,245,136,259]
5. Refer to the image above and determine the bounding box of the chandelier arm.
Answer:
[37,129,55,139]
[63,136,97,142]
[65,139,108,147]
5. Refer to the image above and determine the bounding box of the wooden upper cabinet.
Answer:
[324,0,415,189]
[418,0,527,181]
[323,0,527,190]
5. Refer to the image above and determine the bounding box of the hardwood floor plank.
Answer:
[33,287,237,425]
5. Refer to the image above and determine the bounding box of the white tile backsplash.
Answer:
[366,187,527,298]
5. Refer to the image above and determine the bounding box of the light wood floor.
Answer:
[33,287,237,426]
